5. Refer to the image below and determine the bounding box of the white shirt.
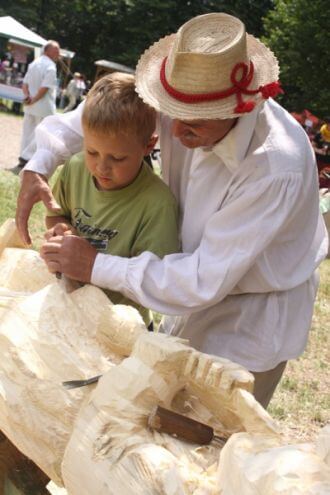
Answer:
[23,54,57,117]
[25,99,328,371]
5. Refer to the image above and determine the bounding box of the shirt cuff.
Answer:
[23,149,58,179]
[91,253,129,293]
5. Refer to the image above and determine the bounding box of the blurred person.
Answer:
[63,72,82,112]
[12,40,60,173]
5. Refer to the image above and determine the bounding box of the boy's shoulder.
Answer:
[60,151,86,183]
[67,151,85,167]
[140,163,176,203]
[64,151,85,173]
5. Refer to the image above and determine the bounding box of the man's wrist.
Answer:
[23,149,58,179]
[23,170,48,181]
[91,253,129,292]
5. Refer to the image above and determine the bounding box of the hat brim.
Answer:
[136,33,279,120]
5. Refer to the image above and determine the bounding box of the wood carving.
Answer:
[0,219,329,494]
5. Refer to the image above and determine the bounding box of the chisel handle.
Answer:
[148,405,215,445]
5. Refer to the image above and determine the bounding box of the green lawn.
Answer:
[269,259,330,441]
[0,168,329,441]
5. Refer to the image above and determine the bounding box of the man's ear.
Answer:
[144,134,158,155]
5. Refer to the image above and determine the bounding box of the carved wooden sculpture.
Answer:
[0,219,329,494]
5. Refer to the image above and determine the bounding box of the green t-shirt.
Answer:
[47,152,180,325]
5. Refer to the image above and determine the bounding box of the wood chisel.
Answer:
[62,378,227,446]
[148,405,227,445]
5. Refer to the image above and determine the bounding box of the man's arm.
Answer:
[25,86,48,105]
[16,104,84,245]
[16,171,62,245]
[22,83,30,103]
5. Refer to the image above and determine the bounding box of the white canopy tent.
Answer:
[0,16,47,48]
[0,16,75,103]
[0,16,75,58]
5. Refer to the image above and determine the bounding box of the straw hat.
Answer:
[136,13,282,120]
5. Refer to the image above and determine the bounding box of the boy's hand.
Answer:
[40,234,97,283]
[44,223,76,240]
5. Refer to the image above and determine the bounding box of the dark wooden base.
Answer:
[0,432,50,494]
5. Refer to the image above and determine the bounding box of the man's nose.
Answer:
[171,119,186,137]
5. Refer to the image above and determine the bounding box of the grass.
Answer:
[268,260,330,442]
[0,168,329,443]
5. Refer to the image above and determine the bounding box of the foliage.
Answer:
[0,0,273,79]
[5,0,328,115]
[262,0,330,116]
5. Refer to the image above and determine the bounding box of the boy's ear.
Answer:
[144,134,158,155]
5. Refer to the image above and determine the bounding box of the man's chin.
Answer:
[178,138,202,149]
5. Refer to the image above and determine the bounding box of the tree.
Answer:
[0,0,274,81]
[262,0,330,116]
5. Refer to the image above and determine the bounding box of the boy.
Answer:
[45,72,179,328]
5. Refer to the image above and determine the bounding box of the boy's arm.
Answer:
[46,215,71,229]
[44,164,74,238]
[45,216,73,240]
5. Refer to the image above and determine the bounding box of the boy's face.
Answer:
[83,127,156,191]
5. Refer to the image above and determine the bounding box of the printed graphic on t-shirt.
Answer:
[72,207,118,251]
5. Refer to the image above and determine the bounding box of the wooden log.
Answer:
[217,429,330,494]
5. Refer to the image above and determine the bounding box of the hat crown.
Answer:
[135,11,280,119]
[166,13,248,93]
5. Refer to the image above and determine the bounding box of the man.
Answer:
[15,13,328,408]
[13,40,60,172]
[63,72,81,112]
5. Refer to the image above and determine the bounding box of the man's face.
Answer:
[83,126,155,191]
[171,118,237,148]
[46,45,60,62]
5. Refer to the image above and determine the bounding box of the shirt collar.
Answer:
[210,103,262,173]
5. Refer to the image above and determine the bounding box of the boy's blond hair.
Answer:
[82,72,156,145]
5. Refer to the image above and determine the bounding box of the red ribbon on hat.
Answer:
[160,57,283,114]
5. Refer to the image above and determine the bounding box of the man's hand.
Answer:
[16,171,61,246]
[40,235,97,283]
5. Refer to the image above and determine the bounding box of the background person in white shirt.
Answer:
[63,72,82,113]
[14,40,60,172]
[15,13,328,408]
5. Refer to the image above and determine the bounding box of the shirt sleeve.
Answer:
[23,69,30,85]
[23,102,84,178]
[41,66,57,88]
[92,171,309,315]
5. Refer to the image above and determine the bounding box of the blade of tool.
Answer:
[62,374,102,389]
